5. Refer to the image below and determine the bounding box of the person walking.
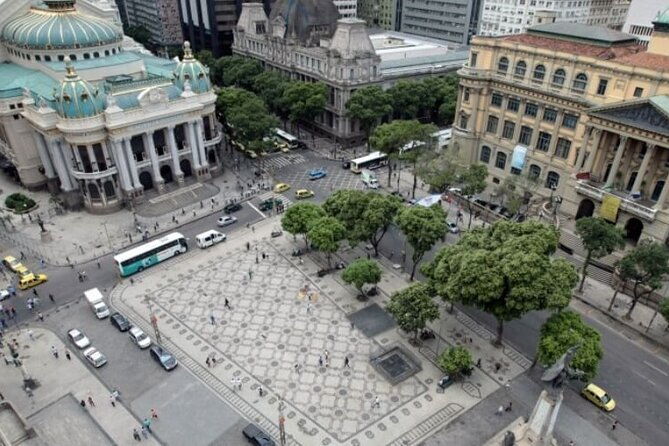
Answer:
[224,298,231,309]
[51,346,59,359]
[132,428,141,441]
[87,396,95,407]
[48,294,55,303]
[612,420,618,430]
[344,356,350,368]
[110,393,116,407]
[32,289,38,297]
[496,405,504,416]
[150,408,159,420]
[37,312,44,322]
[206,357,211,368]
[318,356,323,367]
[141,426,149,439]
[372,396,380,409]
[142,418,152,433]
[210,314,216,325]
[476,358,482,368]
[505,402,512,412]
[27,329,35,341]
[65,350,71,361]
[258,386,264,397]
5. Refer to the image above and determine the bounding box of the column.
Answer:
[47,138,74,191]
[86,145,97,171]
[632,144,655,195]
[195,118,208,167]
[604,135,628,188]
[33,132,56,178]
[167,126,184,184]
[143,132,164,191]
[123,137,141,189]
[656,168,669,209]
[187,121,201,168]
[575,126,591,171]
[58,141,77,189]
[110,139,131,192]
[583,129,602,172]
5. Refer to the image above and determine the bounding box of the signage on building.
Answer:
[600,194,621,222]
[511,145,528,170]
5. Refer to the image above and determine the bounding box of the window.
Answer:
[652,181,665,201]
[491,93,503,107]
[497,57,509,73]
[543,108,558,122]
[533,64,546,81]
[562,113,578,129]
[626,172,637,191]
[502,121,516,139]
[459,114,469,129]
[537,132,552,152]
[596,78,608,95]
[545,171,560,188]
[633,87,644,98]
[572,73,588,92]
[470,52,478,67]
[529,164,541,180]
[552,69,566,86]
[525,103,538,117]
[45,55,51,61]
[510,167,522,175]
[507,98,520,112]
[486,115,499,134]
[463,88,470,103]
[519,126,533,145]
[555,138,571,159]
[480,146,491,163]
[495,152,507,170]
[35,55,41,61]
[514,60,527,78]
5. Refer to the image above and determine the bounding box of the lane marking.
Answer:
[643,360,669,377]
[633,369,656,386]
[247,202,266,218]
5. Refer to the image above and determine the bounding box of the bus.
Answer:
[113,232,188,277]
[350,151,388,173]
[398,128,452,155]
[273,128,307,150]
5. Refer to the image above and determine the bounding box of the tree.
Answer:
[494,172,540,216]
[323,190,370,244]
[659,298,669,331]
[575,217,625,292]
[252,71,291,121]
[345,86,393,147]
[308,216,347,269]
[341,259,383,297]
[614,240,669,319]
[436,75,459,125]
[281,203,326,250]
[397,122,438,198]
[196,50,215,70]
[386,282,439,342]
[124,25,151,47]
[460,164,488,229]
[360,193,403,256]
[395,204,448,281]
[280,81,327,137]
[370,120,430,188]
[422,221,579,345]
[388,80,431,120]
[437,346,473,380]
[415,150,460,194]
[215,56,263,89]
[217,88,278,153]
[536,310,603,381]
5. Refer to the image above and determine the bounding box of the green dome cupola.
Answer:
[2,0,123,50]
[173,41,211,94]
[53,57,105,119]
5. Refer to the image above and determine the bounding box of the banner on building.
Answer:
[600,194,621,222]
[511,145,528,170]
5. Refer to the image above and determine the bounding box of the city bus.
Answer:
[273,128,307,150]
[350,151,388,173]
[113,232,188,277]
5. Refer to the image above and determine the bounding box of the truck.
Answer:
[361,169,379,189]
[84,288,110,319]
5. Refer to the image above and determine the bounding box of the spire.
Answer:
[183,41,194,61]
[64,56,78,79]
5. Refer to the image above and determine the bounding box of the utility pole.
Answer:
[278,398,287,446]
[146,298,162,344]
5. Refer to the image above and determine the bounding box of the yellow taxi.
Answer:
[18,272,48,290]
[2,255,25,273]
[581,383,616,411]
[295,189,315,199]
[274,183,291,193]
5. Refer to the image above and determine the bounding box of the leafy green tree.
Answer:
[196,50,215,69]
[388,80,431,120]
[370,120,430,188]
[308,216,347,269]
[422,221,579,345]
[575,217,625,292]
[216,56,263,89]
[395,204,448,281]
[437,346,473,380]
[415,150,460,193]
[280,81,327,137]
[360,193,403,256]
[386,282,440,342]
[536,310,603,381]
[345,86,393,147]
[252,71,291,121]
[323,190,370,244]
[124,25,152,47]
[341,259,383,297]
[614,240,669,319]
[460,164,488,229]
[436,75,459,125]
[217,88,278,153]
[397,122,438,198]
[281,203,326,250]
[659,298,669,331]
[494,172,540,216]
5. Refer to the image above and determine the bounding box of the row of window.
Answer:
[489,93,579,129]
[485,115,573,159]
[7,46,121,62]
[480,146,561,188]
[497,57,591,92]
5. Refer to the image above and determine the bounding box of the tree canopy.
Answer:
[124,25,151,47]
[386,282,440,342]
[360,193,403,256]
[575,217,625,292]
[308,216,347,269]
[395,204,448,281]
[252,71,291,119]
[345,86,393,141]
[388,80,431,120]
[341,259,383,297]
[323,189,370,244]
[280,81,327,136]
[438,346,473,380]
[459,164,488,228]
[216,56,263,89]
[422,221,579,345]
[659,298,669,329]
[216,88,278,151]
[280,202,326,249]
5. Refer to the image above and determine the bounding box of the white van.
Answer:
[84,287,110,319]
[196,230,226,249]
[361,170,379,189]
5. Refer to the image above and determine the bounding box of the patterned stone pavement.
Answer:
[110,220,529,445]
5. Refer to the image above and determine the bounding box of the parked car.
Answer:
[273,183,290,193]
[224,202,242,214]
[129,326,152,349]
[110,312,131,332]
[446,220,459,234]
[217,215,238,227]
[295,189,314,199]
[242,423,276,446]
[150,345,178,371]
[67,328,91,349]
[0,288,10,301]
[2,255,24,273]
[581,383,616,411]
[83,347,107,368]
[308,167,327,180]
[438,375,454,389]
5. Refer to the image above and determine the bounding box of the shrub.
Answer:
[5,193,36,212]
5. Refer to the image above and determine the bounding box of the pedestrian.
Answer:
[246,241,250,251]
[97,261,101,269]
[32,288,38,297]
[39,259,45,268]
[390,251,394,259]
[150,408,159,419]
[248,270,253,280]
[372,396,380,409]
[306,302,311,313]
[224,298,231,309]
[494,363,501,372]
[51,346,59,358]
[258,386,264,397]
[142,418,152,433]
[65,350,71,361]
[20,251,25,260]
[476,358,482,368]
[87,396,95,407]
[141,426,149,439]
[132,428,141,441]
[496,405,504,416]
[206,357,211,367]
[256,255,259,264]
[231,377,237,391]
[318,356,323,367]
[27,329,35,341]
[49,293,55,303]
[504,382,511,391]
[110,393,116,407]
[568,441,574,446]
[294,362,301,373]
[344,356,350,368]
[612,420,618,430]
[324,350,329,362]
[80,400,86,408]
[37,312,44,322]
[505,402,512,412]
[210,314,216,325]
[262,252,266,260]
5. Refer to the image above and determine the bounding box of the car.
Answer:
[18,273,48,290]
[0,288,10,301]
[245,150,258,159]
[446,220,460,234]
[273,183,290,193]
[217,215,238,227]
[258,198,282,212]
[447,187,462,195]
[2,255,24,273]
[295,189,314,199]
[242,423,276,446]
[437,375,454,389]
[67,328,91,349]
[581,383,616,411]
[110,312,131,332]
[150,345,178,371]
[341,160,351,169]
[308,167,327,180]
[224,202,242,214]
[83,347,107,368]
[129,326,152,349]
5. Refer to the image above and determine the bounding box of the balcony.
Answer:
[575,180,658,222]
[71,166,117,181]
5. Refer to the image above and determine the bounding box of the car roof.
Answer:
[3,255,17,263]
[83,347,97,355]
[585,383,607,397]
[68,328,82,335]
[130,326,144,335]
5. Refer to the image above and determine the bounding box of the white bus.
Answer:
[113,232,188,277]
[273,128,307,150]
[398,128,452,155]
[350,151,388,173]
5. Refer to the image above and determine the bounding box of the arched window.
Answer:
[495,152,507,170]
[529,164,541,180]
[93,52,99,58]
[552,69,566,86]
[497,57,509,73]
[69,54,77,61]
[480,146,491,163]
[83,53,90,59]
[533,64,546,81]
[45,55,51,61]
[35,55,41,61]
[572,73,588,92]
[87,183,101,199]
[652,181,665,201]
[545,171,560,189]
[104,50,110,56]
[58,55,64,61]
[514,61,527,78]
[103,180,116,198]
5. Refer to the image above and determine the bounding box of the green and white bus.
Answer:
[113,232,188,277]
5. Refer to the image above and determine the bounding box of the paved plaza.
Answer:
[111,219,530,445]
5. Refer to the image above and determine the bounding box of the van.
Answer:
[84,287,110,319]
[196,230,226,249]
[18,272,48,290]
[361,170,379,189]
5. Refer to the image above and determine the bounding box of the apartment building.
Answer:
[124,0,183,50]
[400,0,483,45]
[358,0,400,30]
[623,0,669,45]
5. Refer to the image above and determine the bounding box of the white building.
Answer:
[333,0,357,18]
[623,0,669,45]
[479,0,630,37]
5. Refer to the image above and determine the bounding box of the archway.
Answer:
[139,171,154,190]
[575,199,595,220]
[87,183,101,200]
[103,180,116,198]
[160,165,173,183]
[624,218,643,244]
[207,148,217,165]
[180,159,192,177]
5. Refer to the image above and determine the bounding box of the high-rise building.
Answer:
[333,0,357,18]
[358,0,399,30]
[623,0,669,45]
[123,0,183,51]
[400,0,483,45]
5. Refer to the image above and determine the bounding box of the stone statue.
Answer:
[541,344,585,392]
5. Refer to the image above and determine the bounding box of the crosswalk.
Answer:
[252,191,295,215]
[260,153,307,170]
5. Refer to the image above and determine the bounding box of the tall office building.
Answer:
[124,0,183,50]
[623,0,669,45]
[333,0,357,17]
[400,0,483,45]
[358,0,399,30]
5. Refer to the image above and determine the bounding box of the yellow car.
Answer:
[581,383,616,411]
[18,273,48,290]
[245,150,258,159]
[295,189,315,199]
[3,255,24,273]
[274,183,291,193]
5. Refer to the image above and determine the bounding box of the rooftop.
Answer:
[528,22,637,46]
[0,63,57,99]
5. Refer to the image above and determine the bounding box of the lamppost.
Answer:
[102,222,113,250]
[146,297,162,345]
[278,397,287,446]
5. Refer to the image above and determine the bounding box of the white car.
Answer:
[0,288,10,301]
[217,215,238,227]
[67,328,91,349]
[129,326,152,349]
[83,347,107,368]
[446,220,460,234]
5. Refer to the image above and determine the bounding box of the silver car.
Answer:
[129,326,151,349]
[83,347,107,368]
[217,215,238,227]
[67,328,91,349]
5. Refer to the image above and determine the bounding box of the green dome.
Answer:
[173,41,211,94]
[53,57,105,119]
[2,1,123,50]
[655,7,669,25]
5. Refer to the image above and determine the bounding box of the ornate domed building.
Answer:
[0,0,221,213]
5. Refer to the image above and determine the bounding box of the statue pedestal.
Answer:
[40,230,52,242]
